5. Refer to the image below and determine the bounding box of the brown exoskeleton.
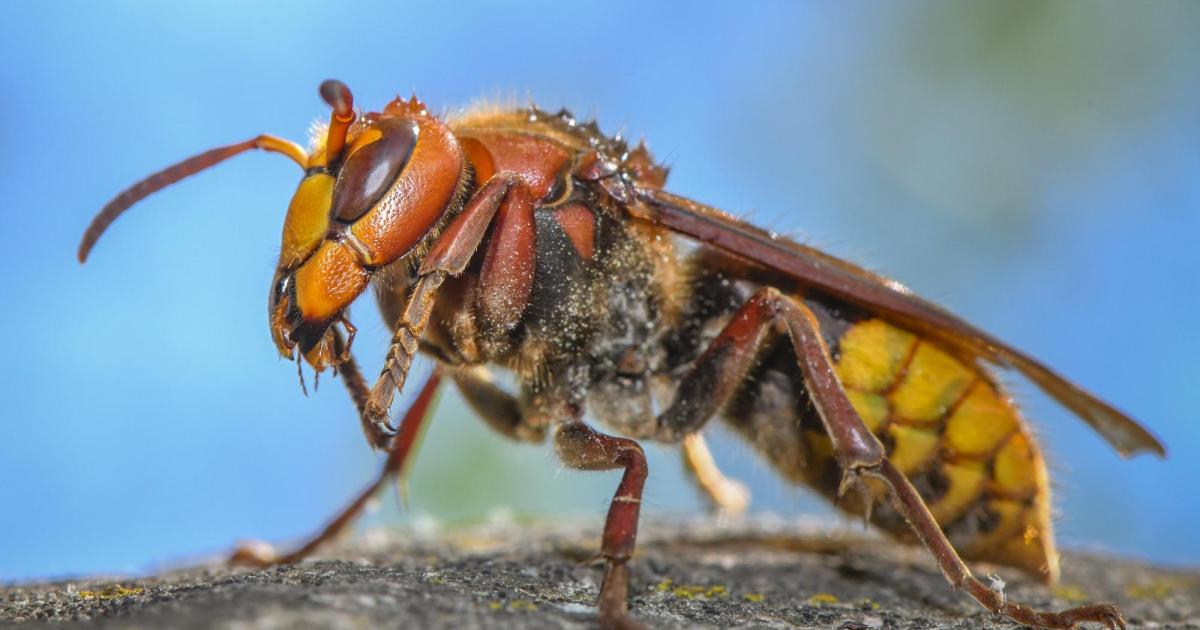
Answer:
[80,80,1164,629]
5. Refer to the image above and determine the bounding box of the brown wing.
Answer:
[632,187,1165,458]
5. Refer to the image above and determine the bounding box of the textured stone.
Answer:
[3,516,1197,629]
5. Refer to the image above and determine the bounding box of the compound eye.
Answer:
[329,119,419,223]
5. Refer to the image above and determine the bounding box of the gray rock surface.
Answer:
[2,517,1197,629]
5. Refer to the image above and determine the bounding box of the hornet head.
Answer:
[79,80,467,371]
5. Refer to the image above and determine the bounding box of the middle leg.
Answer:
[555,421,648,629]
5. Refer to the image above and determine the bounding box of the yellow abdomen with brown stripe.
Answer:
[725,315,1059,582]
[835,318,1058,581]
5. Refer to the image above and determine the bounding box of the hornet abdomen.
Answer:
[725,309,1058,581]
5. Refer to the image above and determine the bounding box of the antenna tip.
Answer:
[319,80,354,117]
[77,236,94,263]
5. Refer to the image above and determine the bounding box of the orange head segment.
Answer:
[274,83,466,361]
[81,80,467,370]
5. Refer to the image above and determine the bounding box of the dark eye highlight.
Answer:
[329,119,419,223]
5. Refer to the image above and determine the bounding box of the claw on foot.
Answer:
[229,540,278,568]
[967,580,1127,629]
[596,561,645,630]
[365,403,399,443]
[711,477,750,516]
[836,467,877,527]
[1047,603,1126,630]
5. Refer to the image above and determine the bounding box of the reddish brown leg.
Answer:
[329,328,394,450]
[366,174,534,436]
[364,271,447,435]
[777,294,1126,627]
[231,173,538,566]
[555,422,648,630]
[228,173,537,567]
[874,460,1125,629]
[230,370,443,567]
[657,288,885,484]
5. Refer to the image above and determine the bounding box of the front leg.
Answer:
[366,174,535,436]
[365,270,447,435]
[231,175,538,566]
[331,328,395,450]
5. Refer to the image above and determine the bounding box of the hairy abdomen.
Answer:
[724,311,1059,582]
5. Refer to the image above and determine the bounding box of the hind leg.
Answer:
[657,286,1126,629]
[769,292,1124,627]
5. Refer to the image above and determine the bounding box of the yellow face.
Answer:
[268,106,466,369]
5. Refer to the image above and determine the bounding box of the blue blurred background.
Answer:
[3,2,1197,582]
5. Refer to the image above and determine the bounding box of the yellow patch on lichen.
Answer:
[1052,585,1089,603]
[489,600,538,612]
[944,382,1018,458]
[861,598,880,610]
[743,592,764,603]
[77,585,143,600]
[655,578,673,592]
[889,343,974,425]
[1126,577,1192,600]
[928,461,987,524]
[835,319,916,392]
[887,423,940,474]
[808,592,839,605]
[672,586,698,598]
[846,389,890,433]
[669,583,728,599]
